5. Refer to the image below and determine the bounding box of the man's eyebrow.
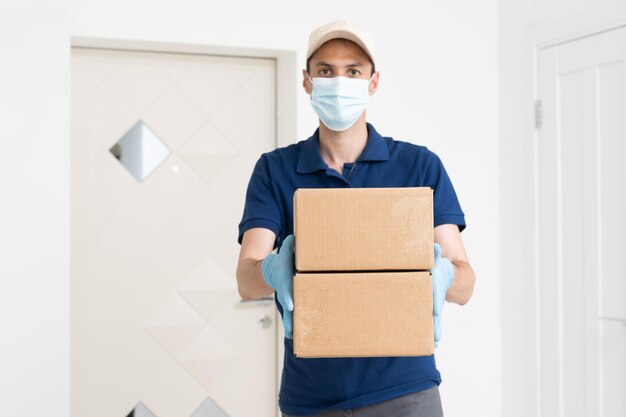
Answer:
[315,61,364,67]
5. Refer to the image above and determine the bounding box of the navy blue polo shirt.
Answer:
[237,122,466,416]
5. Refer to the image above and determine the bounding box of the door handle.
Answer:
[258,315,273,329]
[598,316,626,327]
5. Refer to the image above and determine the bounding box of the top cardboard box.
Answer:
[294,187,434,271]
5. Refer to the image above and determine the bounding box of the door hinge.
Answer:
[534,99,542,130]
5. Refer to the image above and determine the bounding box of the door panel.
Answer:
[71,47,277,417]
[537,27,626,417]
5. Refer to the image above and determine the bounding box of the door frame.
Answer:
[70,36,297,417]
[533,4,626,49]
[523,5,626,416]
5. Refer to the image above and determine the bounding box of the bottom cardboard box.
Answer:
[293,271,434,358]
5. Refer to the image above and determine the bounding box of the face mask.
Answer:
[307,73,374,132]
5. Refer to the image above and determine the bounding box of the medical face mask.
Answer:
[307,73,374,132]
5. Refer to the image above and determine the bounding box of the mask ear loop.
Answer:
[367,72,377,89]
[366,72,376,95]
[306,72,316,98]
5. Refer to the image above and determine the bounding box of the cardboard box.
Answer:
[294,187,434,272]
[293,271,434,358]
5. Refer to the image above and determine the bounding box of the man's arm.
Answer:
[434,224,475,305]
[236,227,277,300]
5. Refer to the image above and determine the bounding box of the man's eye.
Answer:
[319,69,331,76]
[349,69,361,77]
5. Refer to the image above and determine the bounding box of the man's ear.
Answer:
[369,72,380,95]
[302,69,313,95]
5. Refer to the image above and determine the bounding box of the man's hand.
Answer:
[430,242,455,348]
[261,234,296,339]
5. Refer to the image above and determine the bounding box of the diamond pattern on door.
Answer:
[128,402,158,417]
[111,120,171,182]
[189,397,229,417]
[127,397,229,417]
[177,67,240,117]
[160,62,188,82]
[107,64,172,114]
[140,152,211,220]
[106,187,173,252]
[178,326,240,390]
[211,88,273,150]
[89,355,138,417]
[88,221,173,324]
[88,152,141,223]
[142,85,208,151]
[72,46,277,417]
[175,188,235,261]
[89,284,208,417]
[71,54,104,94]
[142,293,207,358]
[87,81,138,150]
[178,257,238,321]
[178,121,240,186]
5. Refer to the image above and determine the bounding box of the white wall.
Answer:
[498,0,626,416]
[0,1,499,416]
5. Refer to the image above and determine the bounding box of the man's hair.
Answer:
[306,57,376,77]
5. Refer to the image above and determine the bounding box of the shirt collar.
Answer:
[296,122,390,174]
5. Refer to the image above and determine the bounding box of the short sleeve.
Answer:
[237,154,283,245]
[423,150,466,232]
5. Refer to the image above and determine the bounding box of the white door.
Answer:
[537,27,626,417]
[71,46,277,417]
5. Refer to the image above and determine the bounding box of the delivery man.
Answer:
[236,19,476,417]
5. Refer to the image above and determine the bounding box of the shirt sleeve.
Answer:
[237,154,283,247]
[423,149,466,232]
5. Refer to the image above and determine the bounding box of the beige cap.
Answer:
[306,19,376,65]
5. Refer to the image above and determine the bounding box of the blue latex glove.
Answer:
[430,243,455,348]
[261,234,295,339]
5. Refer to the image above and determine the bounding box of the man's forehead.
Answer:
[310,38,371,62]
